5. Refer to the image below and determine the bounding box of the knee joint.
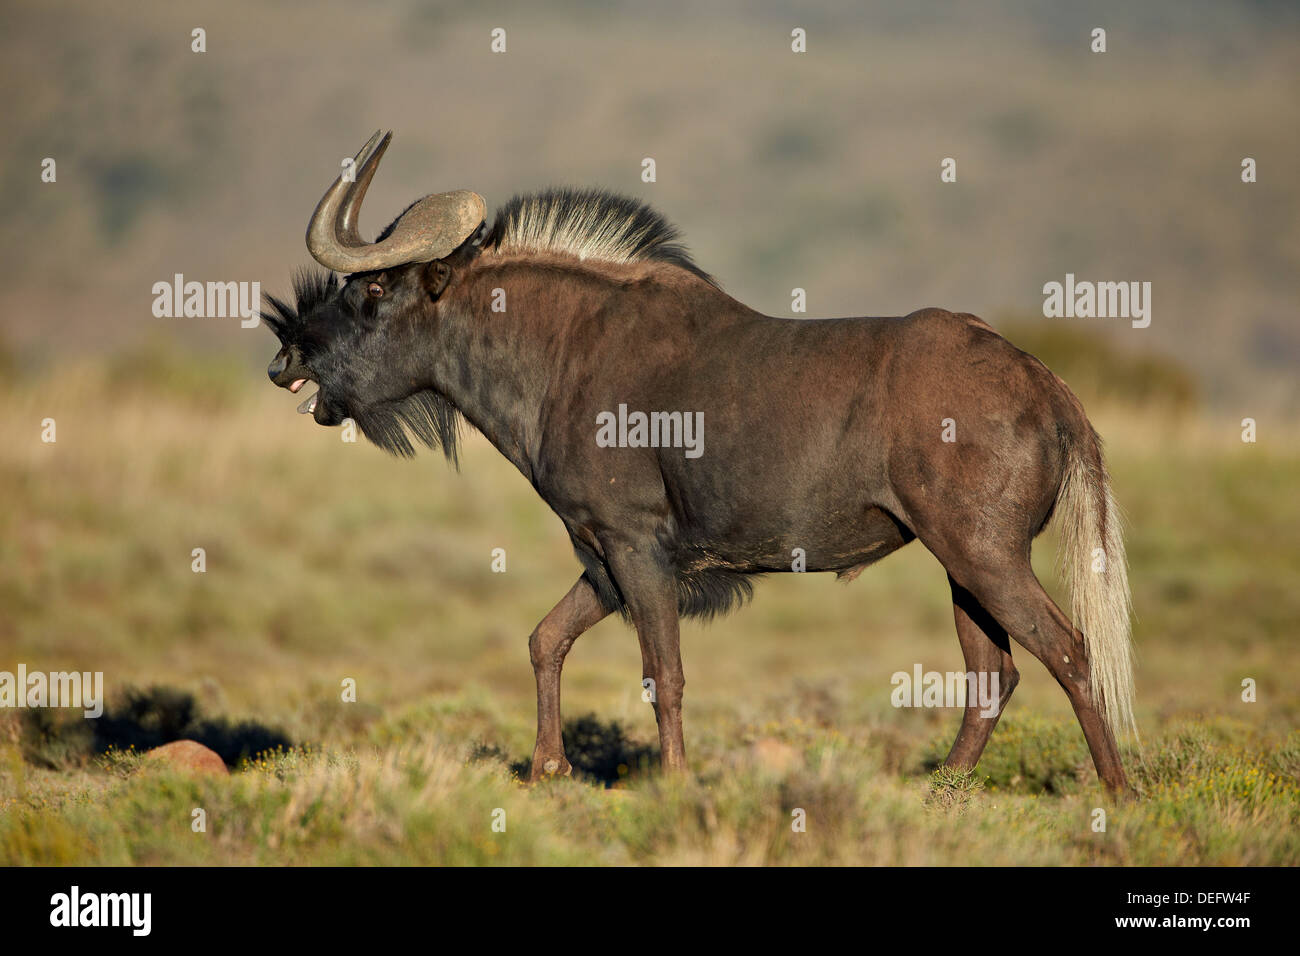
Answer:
[528,625,562,669]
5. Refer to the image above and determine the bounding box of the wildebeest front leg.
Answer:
[605,544,688,773]
[528,576,610,781]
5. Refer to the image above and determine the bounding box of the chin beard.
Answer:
[355,389,464,464]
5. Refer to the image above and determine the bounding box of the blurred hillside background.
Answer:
[0,1,1297,864]
[0,0,1297,409]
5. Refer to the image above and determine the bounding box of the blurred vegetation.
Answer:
[999,319,1198,415]
[1,0,1297,412]
[102,339,251,411]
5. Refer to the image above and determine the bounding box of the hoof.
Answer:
[528,755,573,782]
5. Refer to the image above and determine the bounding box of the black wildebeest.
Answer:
[264,131,1137,792]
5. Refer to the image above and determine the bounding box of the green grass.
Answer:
[0,349,1297,865]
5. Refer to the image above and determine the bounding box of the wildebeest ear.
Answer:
[422,259,453,300]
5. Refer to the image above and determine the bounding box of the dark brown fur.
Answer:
[267,191,1136,793]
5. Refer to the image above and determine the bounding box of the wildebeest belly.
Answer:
[671,500,912,576]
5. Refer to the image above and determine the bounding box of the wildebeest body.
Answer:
[439,257,1071,618]
[264,132,1137,793]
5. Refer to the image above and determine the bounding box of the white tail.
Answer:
[1054,437,1138,740]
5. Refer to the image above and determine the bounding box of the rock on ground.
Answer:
[143,740,229,776]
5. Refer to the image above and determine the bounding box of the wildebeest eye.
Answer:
[367,282,384,298]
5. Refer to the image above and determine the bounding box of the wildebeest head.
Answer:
[263,131,485,459]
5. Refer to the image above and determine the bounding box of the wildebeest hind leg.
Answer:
[943,576,1019,769]
[942,556,1131,794]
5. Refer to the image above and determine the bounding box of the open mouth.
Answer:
[286,378,319,415]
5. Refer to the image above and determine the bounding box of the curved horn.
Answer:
[306,131,384,268]
[337,130,389,247]
[305,131,487,273]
